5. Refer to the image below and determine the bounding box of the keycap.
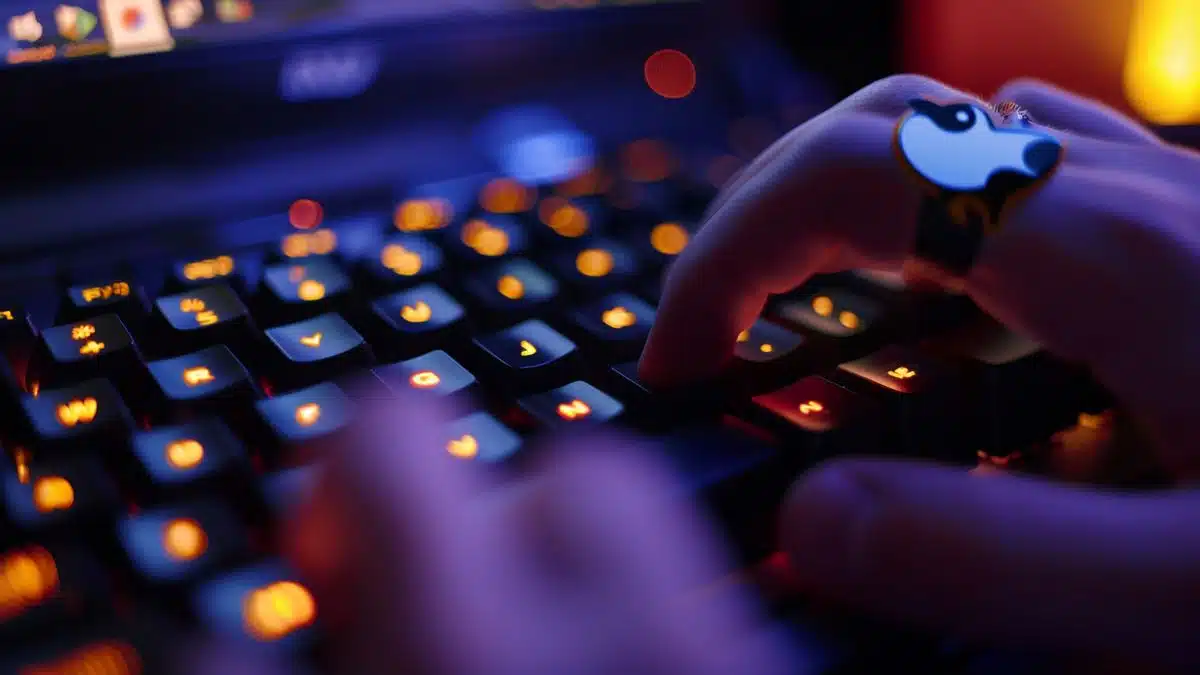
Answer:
[151,284,257,359]
[472,320,579,392]
[116,500,250,586]
[376,351,478,401]
[635,220,694,265]
[130,419,251,501]
[27,314,145,392]
[835,345,969,458]
[774,288,884,340]
[261,465,317,520]
[463,259,560,325]
[169,252,252,294]
[608,362,723,430]
[360,234,445,288]
[750,376,881,460]
[518,381,625,429]
[260,258,353,324]
[551,239,640,295]
[2,456,121,533]
[58,278,147,324]
[1,616,184,675]
[18,379,133,453]
[395,177,481,233]
[724,319,817,396]
[533,196,607,243]
[735,320,806,364]
[0,543,108,638]
[275,227,340,262]
[442,412,522,464]
[264,313,374,390]
[193,561,318,651]
[477,176,537,215]
[567,293,656,360]
[447,215,529,262]
[146,345,259,420]
[253,382,354,464]
[369,284,468,359]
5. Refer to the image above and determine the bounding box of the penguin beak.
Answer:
[907,98,941,118]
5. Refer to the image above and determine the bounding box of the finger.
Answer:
[706,74,980,219]
[993,78,1162,145]
[781,458,1200,668]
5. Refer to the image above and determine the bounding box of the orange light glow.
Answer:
[576,249,614,277]
[381,244,423,276]
[409,371,441,389]
[179,298,206,313]
[462,220,511,257]
[282,229,337,258]
[1125,0,1200,124]
[556,166,610,198]
[736,330,750,343]
[650,223,689,255]
[78,341,105,356]
[166,439,204,469]
[243,581,316,641]
[295,403,321,427]
[80,282,131,304]
[759,343,774,354]
[887,367,917,380]
[299,333,323,348]
[644,49,696,100]
[838,311,860,330]
[395,199,452,232]
[33,476,74,513]
[163,518,207,561]
[481,178,534,214]
[519,340,538,357]
[557,400,592,421]
[446,435,479,459]
[183,256,235,281]
[602,306,637,329]
[497,275,525,300]
[183,367,215,387]
[797,401,824,416]
[288,199,324,230]
[18,641,141,675]
[811,296,833,317]
[196,311,219,326]
[297,280,326,302]
[0,545,59,621]
[71,324,96,341]
[56,398,97,427]
[401,302,432,324]
[542,201,590,238]
[14,449,30,484]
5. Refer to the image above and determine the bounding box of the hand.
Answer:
[641,75,1200,667]
[195,396,792,675]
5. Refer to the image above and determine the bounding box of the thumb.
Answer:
[780,459,1200,668]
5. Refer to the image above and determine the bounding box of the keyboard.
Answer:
[0,139,1114,674]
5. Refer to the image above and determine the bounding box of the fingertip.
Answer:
[779,461,880,588]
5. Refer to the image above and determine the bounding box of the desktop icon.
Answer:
[99,0,174,56]
[8,11,43,42]
[166,0,200,29]
[55,5,97,41]
[215,0,251,23]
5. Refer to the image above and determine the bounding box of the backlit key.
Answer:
[194,561,317,651]
[260,258,353,324]
[376,351,477,400]
[448,215,529,262]
[277,227,339,261]
[442,413,522,464]
[146,345,258,421]
[370,284,467,358]
[264,313,374,390]
[638,220,694,264]
[774,288,882,339]
[551,239,640,294]
[19,379,133,453]
[569,293,656,359]
[361,234,445,288]
[464,259,559,324]
[170,253,251,294]
[472,320,578,392]
[519,381,624,429]
[0,543,108,639]
[534,196,606,242]
[751,376,881,459]
[59,279,146,324]
[130,420,250,500]
[734,320,805,363]
[117,501,250,586]
[395,177,482,233]
[478,176,537,215]
[2,456,121,532]
[29,314,143,391]
[254,382,354,463]
[152,284,255,358]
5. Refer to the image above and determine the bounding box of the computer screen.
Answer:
[3,0,697,66]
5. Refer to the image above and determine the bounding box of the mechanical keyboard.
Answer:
[0,139,1116,674]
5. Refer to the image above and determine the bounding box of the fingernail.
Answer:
[781,464,874,587]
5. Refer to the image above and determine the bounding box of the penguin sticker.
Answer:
[894,99,1063,233]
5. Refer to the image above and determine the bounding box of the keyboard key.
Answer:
[735,320,805,364]
[448,215,529,262]
[276,227,339,262]
[261,466,317,520]
[0,543,108,638]
[636,220,694,264]
[551,239,641,294]
[568,293,656,360]
[750,376,881,459]
[152,284,256,358]
[264,313,374,390]
[369,284,467,359]
[254,382,354,464]
[130,420,251,500]
[28,314,144,391]
[1,617,184,675]
[774,288,884,340]
[260,258,353,324]
[835,345,969,458]
[608,362,722,430]
[170,252,251,294]
[194,561,317,651]
[395,177,481,233]
[116,501,250,586]
[2,456,121,533]
[478,176,537,215]
[58,279,147,324]
[360,234,445,288]
[472,320,578,392]
[442,413,522,464]
[534,196,606,243]
[376,351,477,401]
[464,259,560,325]
[18,379,133,453]
[518,381,624,429]
[146,345,259,420]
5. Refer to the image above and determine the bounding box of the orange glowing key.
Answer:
[183,367,215,387]
[294,403,320,427]
[163,518,208,561]
[166,439,205,470]
[32,476,75,513]
[409,371,441,389]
